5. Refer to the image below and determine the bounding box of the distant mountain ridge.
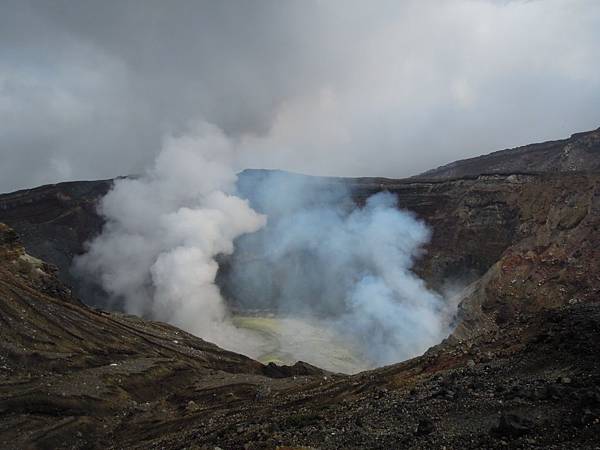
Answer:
[417,126,600,179]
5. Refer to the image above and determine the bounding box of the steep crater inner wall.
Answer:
[0,173,540,303]
[2,171,599,344]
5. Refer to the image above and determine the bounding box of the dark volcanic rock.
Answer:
[1,200,600,448]
[415,418,435,436]
[0,179,112,305]
[492,412,533,438]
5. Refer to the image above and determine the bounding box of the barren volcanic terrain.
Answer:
[1,129,600,449]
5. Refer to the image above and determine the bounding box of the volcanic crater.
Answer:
[1,128,600,449]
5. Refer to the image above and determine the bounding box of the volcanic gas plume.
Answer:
[77,123,456,372]
[76,123,267,355]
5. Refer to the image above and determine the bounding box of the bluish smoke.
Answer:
[221,170,452,366]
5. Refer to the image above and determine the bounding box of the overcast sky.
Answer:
[1,0,599,192]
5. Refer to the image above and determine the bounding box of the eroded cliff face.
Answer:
[1,171,599,342]
[443,173,600,341]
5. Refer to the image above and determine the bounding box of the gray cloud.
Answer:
[1,0,600,191]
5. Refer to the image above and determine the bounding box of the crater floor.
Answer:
[232,313,370,374]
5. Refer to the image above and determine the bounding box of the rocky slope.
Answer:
[0,220,599,449]
[0,224,325,449]
[418,127,600,179]
[0,180,112,307]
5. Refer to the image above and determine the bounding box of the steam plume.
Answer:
[77,124,454,370]
[76,123,266,352]
[224,171,450,365]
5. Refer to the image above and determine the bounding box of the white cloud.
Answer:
[1,0,599,191]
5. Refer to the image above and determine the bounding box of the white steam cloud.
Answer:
[225,172,452,366]
[78,126,455,370]
[76,123,266,352]
[329,193,447,364]
[76,123,449,371]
